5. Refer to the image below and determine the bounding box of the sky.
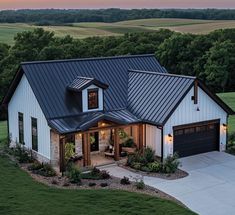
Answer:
[1,0,235,10]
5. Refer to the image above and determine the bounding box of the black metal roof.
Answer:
[48,109,140,134]
[2,54,234,134]
[20,54,166,119]
[127,70,196,125]
[67,76,109,92]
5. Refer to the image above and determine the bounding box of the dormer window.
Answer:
[88,89,99,110]
[67,76,109,112]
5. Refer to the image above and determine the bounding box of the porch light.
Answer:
[101,123,106,127]
[168,134,173,142]
[222,124,227,131]
[78,133,82,138]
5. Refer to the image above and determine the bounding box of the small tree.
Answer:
[64,142,75,164]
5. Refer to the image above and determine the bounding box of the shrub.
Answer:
[63,182,70,187]
[51,179,58,185]
[120,176,131,185]
[148,161,162,172]
[100,170,111,179]
[13,144,33,163]
[100,182,108,187]
[136,180,145,190]
[140,166,150,173]
[89,182,96,187]
[143,147,155,163]
[41,163,57,177]
[91,167,100,176]
[67,164,81,184]
[131,162,142,170]
[27,162,43,171]
[227,132,235,155]
[162,153,180,174]
[122,138,135,147]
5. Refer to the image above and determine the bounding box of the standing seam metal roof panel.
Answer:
[22,54,166,119]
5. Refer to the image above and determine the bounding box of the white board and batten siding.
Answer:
[8,74,51,160]
[163,86,227,158]
[146,124,162,157]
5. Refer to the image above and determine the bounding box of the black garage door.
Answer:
[173,120,220,157]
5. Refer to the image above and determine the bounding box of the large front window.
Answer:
[18,112,24,144]
[88,89,99,110]
[31,117,38,151]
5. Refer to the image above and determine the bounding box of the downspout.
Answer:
[161,127,164,163]
[7,106,10,145]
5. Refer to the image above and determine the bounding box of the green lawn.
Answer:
[0,120,7,142]
[218,92,235,134]
[0,154,195,215]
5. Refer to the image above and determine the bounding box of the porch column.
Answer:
[138,124,144,150]
[59,137,66,172]
[83,133,91,166]
[114,128,120,161]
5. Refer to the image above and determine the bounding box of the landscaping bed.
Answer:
[120,164,188,180]
[125,147,188,180]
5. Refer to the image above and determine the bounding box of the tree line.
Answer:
[1,9,235,24]
[0,28,234,106]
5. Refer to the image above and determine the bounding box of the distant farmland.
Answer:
[1,18,235,45]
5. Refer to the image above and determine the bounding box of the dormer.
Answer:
[67,76,108,112]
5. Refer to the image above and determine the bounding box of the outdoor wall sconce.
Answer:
[101,123,106,127]
[101,130,105,139]
[78,133,82,138]
[197,107,200,111]
[168,134,173,142]
[222,123,227,131]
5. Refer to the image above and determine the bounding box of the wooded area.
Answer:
[0,28,234,104]
[0,9,235,24]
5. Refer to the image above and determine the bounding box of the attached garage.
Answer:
[173,120,220,158]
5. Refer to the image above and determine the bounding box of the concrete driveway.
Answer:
[102,152,235,215]
[146,152,235,215]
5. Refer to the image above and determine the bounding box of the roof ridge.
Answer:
[128,69,196,79]
[21,54,155,65]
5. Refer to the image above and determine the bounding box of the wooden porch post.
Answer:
[114,128,120,161]
[138,124,144,150]
[83,133,91,166]
[59,137,66,173]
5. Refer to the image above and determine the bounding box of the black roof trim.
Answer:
[67,76,109,92]
[129,69,196,79]
[21,54,155,66]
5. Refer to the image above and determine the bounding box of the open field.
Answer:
[218,92,235,134]
[1,18,235,45]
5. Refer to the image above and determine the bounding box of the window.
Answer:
[31,117,38,152]
[184,127,195,134]
[18,112,24,144]
[196,126,206,133]
[174,129,184,136]
[88,89,99,109]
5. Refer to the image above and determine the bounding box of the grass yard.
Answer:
[218,92,235,134]
[1,19,235,44]
[0,120,7,142]
[0,142,195,215]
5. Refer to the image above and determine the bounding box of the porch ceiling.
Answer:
[48,109,141,134]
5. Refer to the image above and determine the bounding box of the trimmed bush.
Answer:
[27,162,43,171]
[100,182,108,187]
[88,182,96,187]
[13,144,33,163]
[100,170,111,179]
[143,147,155,163]
[136,180,145,190]
[140,166,150,173]
[227,132,235,155]
[67,164,81,184]
[148,161,162,173]
[120,176,131,185]
[81,168,110,180]
[162,153,180,174]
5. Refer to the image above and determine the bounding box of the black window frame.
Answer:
[87,88,99,110]
[31,117,38,152]
[18,112,24,144]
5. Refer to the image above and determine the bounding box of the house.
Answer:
[1,54,234,172]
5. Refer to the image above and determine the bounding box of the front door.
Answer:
[90,132,99,152]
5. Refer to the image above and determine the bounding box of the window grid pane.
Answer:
[31,118,38,152]
[88,89,98,109]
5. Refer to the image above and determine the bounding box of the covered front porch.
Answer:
[59,121,146,172]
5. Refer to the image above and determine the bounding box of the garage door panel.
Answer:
[173,121,219,158]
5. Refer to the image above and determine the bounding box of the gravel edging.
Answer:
[120,164,188,180]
